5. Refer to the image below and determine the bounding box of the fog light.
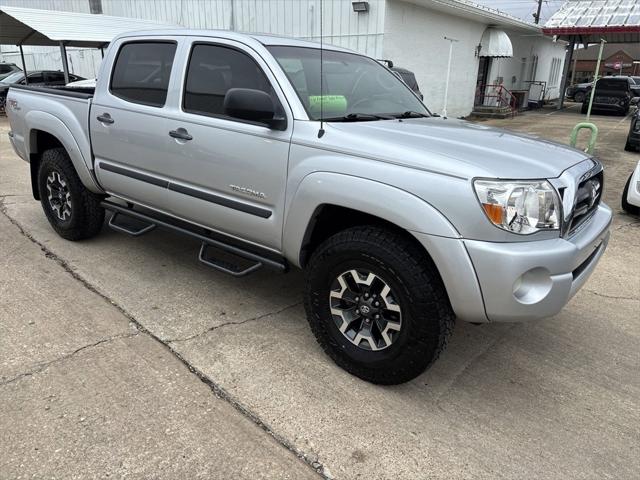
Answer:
[513,267,553,304]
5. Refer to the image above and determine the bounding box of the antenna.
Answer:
[318,0,325,138]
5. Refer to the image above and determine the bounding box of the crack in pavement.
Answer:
[584,289,639,301]
[0,201,327,479]
[0,332,139,386]
[165,302,303,344]
[615,220,640,231]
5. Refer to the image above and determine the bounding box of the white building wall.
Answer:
[0,0,563,114]
[488,31,567,101]
[383,0,485,118]
[102,0,386,57]
[1,0,384,79]
[0,0,101,79]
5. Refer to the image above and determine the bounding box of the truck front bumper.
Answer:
[413,203,612,323]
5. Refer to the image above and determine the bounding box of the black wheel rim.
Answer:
[46,170,72,222]
[329,269,402,351]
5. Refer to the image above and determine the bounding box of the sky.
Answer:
[474,0,566,24]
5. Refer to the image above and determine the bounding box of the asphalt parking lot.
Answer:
[1,106,639,479]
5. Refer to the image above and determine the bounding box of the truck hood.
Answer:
[325,117,588,179]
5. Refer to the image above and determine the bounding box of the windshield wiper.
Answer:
[322,113,395,122]
[394,111,430,119]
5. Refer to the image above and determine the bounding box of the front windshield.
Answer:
[267,46,429,120]
[1,71,24,84]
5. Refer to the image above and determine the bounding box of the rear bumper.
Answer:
[591,103,627,113]
[415,204,612,323]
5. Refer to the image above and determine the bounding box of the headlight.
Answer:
[473,179,561,234]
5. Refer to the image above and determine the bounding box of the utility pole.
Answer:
[533,0,543,24]
[442,36,459,119]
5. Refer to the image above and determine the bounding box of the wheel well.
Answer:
[29,130,64,200]
[299,205,421,267]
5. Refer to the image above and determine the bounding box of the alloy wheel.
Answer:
[46,171,72,221]
[329,269,402,351]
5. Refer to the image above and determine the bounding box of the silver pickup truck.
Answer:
[6,30,612,384]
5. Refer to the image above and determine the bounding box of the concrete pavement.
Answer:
[1,109,639,479]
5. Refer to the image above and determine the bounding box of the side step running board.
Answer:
[100,200,287,276]
[199,243,262,277]
[108,211,156,236]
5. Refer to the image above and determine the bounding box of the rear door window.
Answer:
[110,42,177,107]
[596,78,628,91]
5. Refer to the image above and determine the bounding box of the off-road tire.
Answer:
[304,226,455,385]
[38,147,105,240]
[622,173,639,215]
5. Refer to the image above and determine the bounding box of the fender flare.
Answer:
[283,172,460,267]
[26,110,102,195]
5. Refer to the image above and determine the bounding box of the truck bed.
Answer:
[10,84,94,99]
[6,83,95,179]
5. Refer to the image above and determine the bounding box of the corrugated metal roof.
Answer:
[543,0,640,42]
[0,5,175,47]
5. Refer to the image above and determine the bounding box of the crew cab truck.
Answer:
[6,30,612,385]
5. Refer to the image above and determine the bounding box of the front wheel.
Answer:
[38,148,105,240]
[574,91,585,103]
[304,226,455,385]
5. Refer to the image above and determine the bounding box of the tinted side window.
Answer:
[183,44,274,118]
[27,74,45,84]
[45,72,66,84]
[0,65,14,74]
[111,42,176,107]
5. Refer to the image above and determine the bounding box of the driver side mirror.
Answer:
[223,88,286,130]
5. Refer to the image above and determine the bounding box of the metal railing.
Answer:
[474,84,517,117]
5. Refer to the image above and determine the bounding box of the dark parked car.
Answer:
[581,77,632,115]
[378,60,423,99]
[625,108,640,152]
[0,62,21,81]
[0,70,85,112]
[628,76,640,97]
[566,81,592,103]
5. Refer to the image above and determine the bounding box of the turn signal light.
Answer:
[482,203,504,224]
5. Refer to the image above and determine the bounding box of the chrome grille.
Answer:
[567,171,603,236]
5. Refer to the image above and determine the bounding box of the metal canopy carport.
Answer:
[0,5,173,83]
[542,0,640,108]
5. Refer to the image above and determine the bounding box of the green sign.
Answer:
[308,95,347,117]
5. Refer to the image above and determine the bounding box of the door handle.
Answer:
[169,128,193,141]
[96,113,114,124]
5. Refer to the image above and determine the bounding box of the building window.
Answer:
[110,42,177,107]
[528,55,538,82]
[549,58,562,87]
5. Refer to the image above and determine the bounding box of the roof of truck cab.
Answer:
[115,29,354,53]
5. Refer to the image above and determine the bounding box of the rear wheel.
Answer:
[622,173,640,215]
[304,226,455,385]
[37,147,105,240]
